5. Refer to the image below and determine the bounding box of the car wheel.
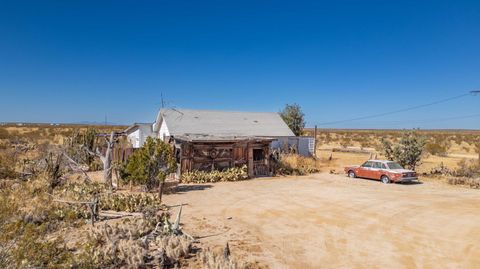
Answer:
[348,171,356,178]
[381,175,391,184]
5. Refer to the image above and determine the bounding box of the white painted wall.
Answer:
[158,120,170,141]
[127,129,141,148]
[270,137,314,156]
[127,124,154,148]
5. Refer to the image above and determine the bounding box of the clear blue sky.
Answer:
[0,0,479,129]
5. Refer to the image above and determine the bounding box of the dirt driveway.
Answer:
[163,174,480,268]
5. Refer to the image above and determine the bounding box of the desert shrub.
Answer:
[59,182,164,213]
[275,154,320,175]
[22,129,47,141]
[323,132,332,144]
[447,177,480,189]
[381,131,426,170]
[453,135,464,145]
[122,137,177,191]
[0,187,78,268]
[1,223,74,269]
[0,149,17,179]
[429,162,453,176]
[0,128,9,139]
[476,142,480,160]
[453,159,480,178]
[201,247,244,269]
[181,165,248,184]
[425,141,450,156]
[8,179,91,228]
[359,139,372,150]
[339,137,352,148]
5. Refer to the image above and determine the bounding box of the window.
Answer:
[372,162,382,169]
[362,161,373,168]
[387,162,403,169]
[381,163,387,169]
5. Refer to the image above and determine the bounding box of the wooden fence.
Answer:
[113,147,137,163]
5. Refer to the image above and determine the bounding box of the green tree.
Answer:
[381,131,426,170]
[123,137,177,202]
[280,103,305,136]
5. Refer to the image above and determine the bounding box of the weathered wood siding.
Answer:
[177,141,270,177]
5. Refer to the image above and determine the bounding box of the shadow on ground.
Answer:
[175,184,213,193]
[399,181,423,185]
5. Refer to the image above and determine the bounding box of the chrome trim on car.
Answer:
[398,177,418,182]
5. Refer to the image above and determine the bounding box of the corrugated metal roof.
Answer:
[156,108,295,137]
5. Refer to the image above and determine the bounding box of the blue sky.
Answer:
[0,0,479,129]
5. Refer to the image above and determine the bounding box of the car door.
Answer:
[370,162,383,180]
[357,161,373,178]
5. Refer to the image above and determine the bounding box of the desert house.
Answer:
[125,108,314,177]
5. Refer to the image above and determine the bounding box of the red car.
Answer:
[344,160,418,184]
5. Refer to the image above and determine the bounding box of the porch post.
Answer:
[248,144,254,177]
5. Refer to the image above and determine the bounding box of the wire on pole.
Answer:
[316,92,471,126]
[470,90,480,95]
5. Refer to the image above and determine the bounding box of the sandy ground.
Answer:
[163,174,480,269]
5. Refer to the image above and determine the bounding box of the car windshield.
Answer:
[387,162,403,169]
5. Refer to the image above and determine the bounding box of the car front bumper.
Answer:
[397,177,418,182]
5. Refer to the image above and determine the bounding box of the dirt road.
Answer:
[163,174,480,268]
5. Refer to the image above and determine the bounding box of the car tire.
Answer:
[381,175,391,184]
[348,171,356,178]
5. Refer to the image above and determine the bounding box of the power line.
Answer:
[341,113,480,126]
[316,92,471,126]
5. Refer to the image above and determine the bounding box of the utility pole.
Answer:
[313,125,318,158]
[471,90,480,163]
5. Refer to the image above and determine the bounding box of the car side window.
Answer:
[362,161,372,168]
[381,163,387,169]
[372,162,382,169]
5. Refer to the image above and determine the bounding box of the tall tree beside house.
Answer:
[123,137,177,202]
[280,103,306,136]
